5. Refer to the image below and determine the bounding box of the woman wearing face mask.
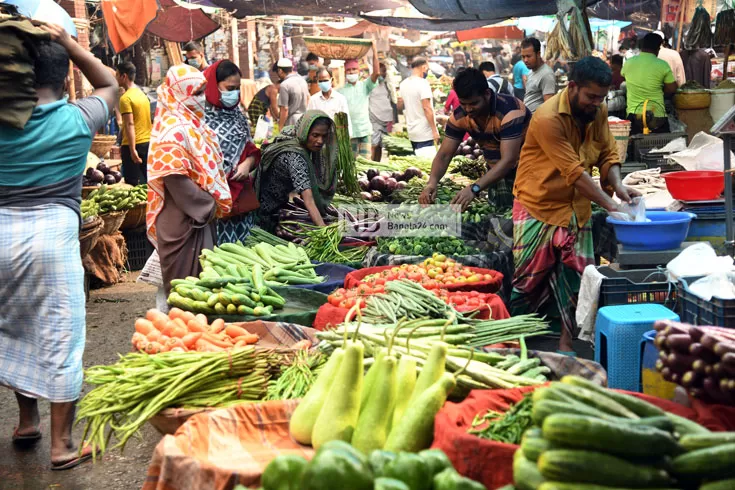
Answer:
[147,65,232,295]
[255,110,337,231]
[203,60,261,245]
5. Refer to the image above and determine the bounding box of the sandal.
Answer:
[51,445,100,471]
[12,427,42,445]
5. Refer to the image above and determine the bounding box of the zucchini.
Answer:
[513,451,545,490]
[521,429,552,462]
[538,450,674,487]
[532,400,617,426]
[700,479,735,490]
[664,412,709,436]
[542,414,680,457]
[539,483,679,490]
[548,383,639,419]
[680,432,735,451]
[671,442,735,478]
[560,375,665,418]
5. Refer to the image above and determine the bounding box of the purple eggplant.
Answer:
[371,176,387,193]
[366,169,378,180]
[103,174,116,185]
[97,162,110,174]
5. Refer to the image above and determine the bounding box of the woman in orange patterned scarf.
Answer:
[146,64,232,294]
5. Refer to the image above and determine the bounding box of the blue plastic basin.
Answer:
[607,211,695,251]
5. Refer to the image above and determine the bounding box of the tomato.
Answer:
[469,290,480,297]
[423,280,440,290]
[451,295,467,305]
[357,284,371,296]
[338,299,350,309]
[466,297,482,307]
[374,277,386,286]
[328,294,344,306]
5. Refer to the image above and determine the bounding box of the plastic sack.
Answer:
[669,131,735,171]
[609,196,647,222]
[253,115,270,141]
[666,242,735,280]
[689,271,735,301]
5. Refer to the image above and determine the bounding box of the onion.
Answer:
[385,177,398,192]
[360,191,373,201]
[371,176,387,193]
[359,178,371,191]
[391,171,404,181]
[395,181,407,190]
[371,190,383,201]
[379,171,392,179]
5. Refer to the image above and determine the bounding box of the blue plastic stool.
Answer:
[595,304,679,392]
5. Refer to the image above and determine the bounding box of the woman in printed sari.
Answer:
[255,109,337,231]
[147,65,232,295]
[203,60,261,245]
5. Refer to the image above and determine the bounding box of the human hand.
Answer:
[231,158,253,181]
[450,185,475,212]
[131,150,143,165]
[39,23,72,48]
[432,129,441,144]
[614,184,641,204]
[419,182,437,206]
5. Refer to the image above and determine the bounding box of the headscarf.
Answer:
[203,60,252,175]
[146,64,232,246]
[256,109,337,213]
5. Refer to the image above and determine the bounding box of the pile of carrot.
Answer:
[131,308,260,353]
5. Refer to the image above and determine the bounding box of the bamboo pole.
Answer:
[676,0,687,51]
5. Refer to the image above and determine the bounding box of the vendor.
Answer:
[510,57,640,355]
[255,110,337,231]
[339,40,380,159]
[419,68,531,212]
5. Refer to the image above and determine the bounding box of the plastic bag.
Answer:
[253,115,270,141]
[414,145,438,159]
[666,242,735,280]
[609,196,647,222]
[669,131,735,171]
[689,272,735,301]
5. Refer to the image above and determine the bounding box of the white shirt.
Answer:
[399,75,435,143]
[658,47,686,87]
[307,90,351,134]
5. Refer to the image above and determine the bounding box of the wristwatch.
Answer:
[471,183,481,195]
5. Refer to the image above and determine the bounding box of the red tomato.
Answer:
[345,290,356,299]
[374,278,386,286]
[338,300,350,309]
[372,284,385,294]
[357,284,371,296]
[469,290,480,297]
[452,295,467,305]
[466,297,482,307]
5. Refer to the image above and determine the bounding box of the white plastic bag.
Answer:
[609,196,647,222]
[688,272,735,301]
[668,131,735,171]
[254,115,270,141]
[666,242,735,280]
[414,145,438,159]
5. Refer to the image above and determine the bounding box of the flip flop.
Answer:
[51,446,99,471]
[12,427,42,444]
[556,350,578,357]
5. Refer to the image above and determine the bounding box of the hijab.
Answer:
[146,64,232,246]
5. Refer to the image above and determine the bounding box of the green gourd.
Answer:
[360,349,385,413]
[311,309,365,450]
[391,325,419,429]
[289,348,345,445]
[404,319,451,408]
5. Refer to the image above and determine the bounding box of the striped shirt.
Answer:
[444,92,531,163]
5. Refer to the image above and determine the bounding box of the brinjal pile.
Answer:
[654,320,735,405]
[358,167,424,202]
[83,161,123,186]
[455,136,483,160]
[685,6,713,49]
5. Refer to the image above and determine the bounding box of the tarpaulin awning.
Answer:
[456,25,524,42]
[146,0,220,43]
[361,15,494,31]
[101,0,159,53]
[209,0,403,18]
[405,0,602,21]
[514,15,632,33]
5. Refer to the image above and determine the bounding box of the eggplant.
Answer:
[325,204,339,217]
[292,196,307,209]
[370,176,386,193]
[85,166,96,178]
[473,149,483,158]
[103,174,116,185]
[466,137,474,146]
[275,227,298,241]
[360,191,373,201]
[391,171,404,181]
[90,169,105,183]
[97,162,109,174]
[466,154,477,160]
[359,178,371,191]
[666,334,693,354]
[111,170,123,183]
[462,145,473,155]
[366,169,378,180]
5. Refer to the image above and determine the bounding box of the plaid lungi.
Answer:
[509,200,594,339]
[0,205,86,402]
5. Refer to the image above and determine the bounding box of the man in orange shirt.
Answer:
[510,56,640,355]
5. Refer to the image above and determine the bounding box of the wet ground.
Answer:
[0,274,160,490]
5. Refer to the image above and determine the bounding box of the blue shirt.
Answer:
[512,61,530,89]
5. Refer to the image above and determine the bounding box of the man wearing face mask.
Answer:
[116,61,151,186]
[339,39,380,159]
[304,53,321,96]
[307,67,350,131]
[369,62,396,162]
[276,57,310,130]
[399,57,440,159]
[183,41,209,71]
[510,57,640,355]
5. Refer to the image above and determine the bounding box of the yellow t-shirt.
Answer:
[119,87,152,145]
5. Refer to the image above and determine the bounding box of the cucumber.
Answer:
[548,383,639,419]
[231,293,256,308]
[214,303,226,315]
[542,414,680,457]
[532,400,617,426]
[539,483,679,490]
[521,428,552,462]
[513,451,545,490]
[626,416,675,433]
[700,479,735,490]
[560,375,665,418]
[226,303,237,315]
[680,432,735,451]
[671,443,735,478]
[664,412,709,436]
[538,450,674,487]
[196,276,241,289]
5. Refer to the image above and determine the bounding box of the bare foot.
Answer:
[14,392,40,436]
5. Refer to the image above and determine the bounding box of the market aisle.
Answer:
[0,274,160,489]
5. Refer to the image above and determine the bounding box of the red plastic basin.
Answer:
[662,171,724,201]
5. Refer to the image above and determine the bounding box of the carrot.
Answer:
[134,318,155,335]
[146,309,169,324]
[180,310,196,323]
[166,337,187,351]
[241,333,259,345]
[173,318,189,332]
[203,333,234,348]
[153,316,169,332]
[195,338,225,352]
[170,347,186,353]
[167,308,186,321]
[225,324,250,339]
[160,320,175,337]
[195,314,209,326]
[292,339,312,350]
[145,341,164,354]
[234,339,248,349]
[158,335,171,344]
[146,330,162,342]
[210,318,226,334]
[187,319,207,333]
[181,332,203,349]
[170,324,188,339]
[131,332,147,351]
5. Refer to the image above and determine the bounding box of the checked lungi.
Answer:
[509,200,594,339]
[0,204,86,402]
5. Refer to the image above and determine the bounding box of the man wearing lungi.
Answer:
[0,24,117,469]
[510,57,640,355]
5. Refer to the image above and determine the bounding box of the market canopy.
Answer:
[405,0,601,21]
[208,0,403,18]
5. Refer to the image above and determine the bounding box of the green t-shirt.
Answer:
[339,78,376,139]
[621,52,675,117]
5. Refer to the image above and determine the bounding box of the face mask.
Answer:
[309,64,318,71]
[346,74,359,84]
[220,89,240,107]
[187,58,201,69]
[422,70,428,79]
[378,76,385,83]
[318,80,332,93]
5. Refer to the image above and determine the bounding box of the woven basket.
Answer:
[608,120,632,163]
[303,36,372,60]
[99,210,128,235]
[90,135,117,158]
[120,203,146,230]
[79,216,104,259]
[82,186,99,199]
[392,44,428,57]
[674,90,711,110]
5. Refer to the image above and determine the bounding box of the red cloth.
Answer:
[344,266,503,294]
[444,90,460,114]
[311,293,509,330]
[431,387,729,490]
[203,60,226,108]
[101,0,158,54]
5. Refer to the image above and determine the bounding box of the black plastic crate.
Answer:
[630,132,687,162]
[640,150,685,173]
[677,277,735,328]
[597,266,679,308]
[123,228,153,271]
